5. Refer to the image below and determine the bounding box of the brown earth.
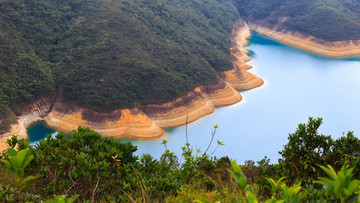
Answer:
[142,80,242,128]
[0,22,263,151]
[45,103,165,139]
[248,22,360,58]
[221,23,264,90]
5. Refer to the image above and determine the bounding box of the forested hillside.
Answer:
[1,0,360,132]
[233,0,360,41]
[0,0,240,132]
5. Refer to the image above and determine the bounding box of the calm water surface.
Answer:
[27,121,57,144]
[28,34,360,163]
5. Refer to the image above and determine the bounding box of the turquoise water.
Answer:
[27,34,360,163]
[27,121,57,144]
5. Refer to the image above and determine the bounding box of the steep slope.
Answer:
[1,0,360,135]
[233,0,360,41]
[0,0,240,132]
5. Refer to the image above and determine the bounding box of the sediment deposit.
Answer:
[45,103,165,139]
[0,99,53,150]
[0,22,263,151]
[222,23,264,90]
[248,22,360,58]
[142,80,242,128]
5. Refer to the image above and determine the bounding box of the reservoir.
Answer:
[28,34,360,164]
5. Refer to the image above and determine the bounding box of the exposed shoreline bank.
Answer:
[3,20,359,151]
[0,22,262,150]
[247,22,360,58]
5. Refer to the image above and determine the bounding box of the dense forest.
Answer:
[0,0,240,132]
[0,118,359,202]
[234,0,360,41]
[1,0,360,132]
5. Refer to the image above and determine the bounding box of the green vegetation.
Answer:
[234,0,360,41]
[0,117,359,202]
[0,0,240,131]
[1,0,360,133]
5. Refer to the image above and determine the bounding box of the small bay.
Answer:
[130,33,360,163]
[27,121,57,144]
[27,33,360,164]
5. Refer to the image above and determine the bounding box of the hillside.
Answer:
[1,0,360,133]
[233,0,360,41]
[0,0,240,132]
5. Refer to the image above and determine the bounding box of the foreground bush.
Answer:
[0,118,358,202]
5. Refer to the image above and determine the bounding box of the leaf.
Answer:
[21,176,38,190]
[16,149,29,164]
[21,154,34,170]
[246,191,259,203]
[319,165,337,181]
[6,148,17,157]
[1,160,11,170]
[66,195,80,203]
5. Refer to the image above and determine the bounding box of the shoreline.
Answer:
[4,21,358,151]
[0,22,262,150]
[247,22,360,58]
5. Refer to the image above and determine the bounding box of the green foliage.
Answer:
[0,126,224,201]
[227,161,358,203]
[0,148,39,201]
[256,157,281,198]
[233,0,360,41]
[331,132,360,178]
[1,148,36,180]
[0,119,359,202]
[0,0,239,128]
[266,177,286,198]
[316,164,360,202]
[230,160,248,191]
[46,195,79,203]
[6,135,18,149]
[278,117,360,184]
[279,182,302,203]
[25,127,139,201]
[279,117,333,183]
[228,160,258,203]
[0,184,42,202]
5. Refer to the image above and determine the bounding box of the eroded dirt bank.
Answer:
[221,23,264,90]
[142,80,242,128]
[0,22,262,150]
[248,22,360,58]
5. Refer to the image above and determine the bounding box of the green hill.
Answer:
[0,0,239,131]
[233,0,360,41]
[1,0,360,132]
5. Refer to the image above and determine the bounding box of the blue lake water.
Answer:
[28,34,360,164]
[27,121,57,144]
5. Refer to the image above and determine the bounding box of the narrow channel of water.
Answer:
[28,33,360,164]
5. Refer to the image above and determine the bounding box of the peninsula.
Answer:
[1,0,360,150]
[0,22,262,150]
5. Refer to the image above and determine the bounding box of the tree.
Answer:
[279,117,333,183]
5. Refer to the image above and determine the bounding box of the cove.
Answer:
[27,33,360,164]
[27,121,57,145]
[129,33,360,163]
